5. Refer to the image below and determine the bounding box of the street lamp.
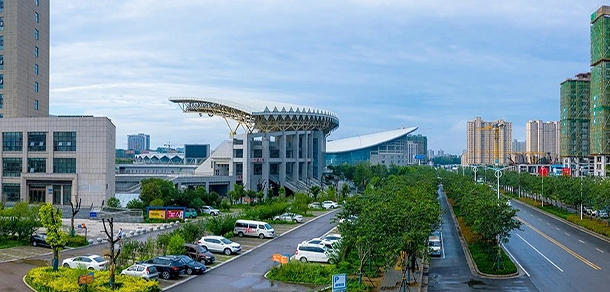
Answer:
[578,166,584,220]
[473,166,478,183]
[495,169,502,200]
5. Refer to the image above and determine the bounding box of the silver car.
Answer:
[273,213,304,223]
[121,264,159,281]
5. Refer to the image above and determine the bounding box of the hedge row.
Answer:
[25,267,160,292]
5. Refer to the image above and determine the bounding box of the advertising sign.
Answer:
[148,209,166,219]
[166,209,184,220]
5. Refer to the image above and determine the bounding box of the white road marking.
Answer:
[596,248,604,254]
[565,232,570,236]
[579,240,585,244]
[516,233,564,272]
[503,244,530,277]
[556,228,560,230]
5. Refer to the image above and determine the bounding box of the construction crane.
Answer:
[478,122,505,165]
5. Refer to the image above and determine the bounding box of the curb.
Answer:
[442,191,519,279]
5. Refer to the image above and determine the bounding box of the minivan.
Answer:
[233,219,275,239]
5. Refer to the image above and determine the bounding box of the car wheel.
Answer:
[259,233,265,239]
[186,268,193,275]
[300,257,308,263]
[200,259,207,264]
[224,248,232,255]
[161,271,171,280]
[63,263,70,268]
[32,241,37,246]
[88,267,94,270]
[293,219,298,223]
[238,232,244,237]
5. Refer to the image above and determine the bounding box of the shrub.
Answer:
[107,197,122,208]
[126,199,146,210]
[149,199,164,207]
[242,202,288,220]
[25,267,161,292]
[468,241,516,275]
[267,261,336,285]
[167,233,186,255]
[206,215,239,236]
[65,235,88,247]
[178,221,206,243]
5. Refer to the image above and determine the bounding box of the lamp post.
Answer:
[578,166,584,220]
[495,169,502,200]
[541,173,544,207]
[473,166,478,183]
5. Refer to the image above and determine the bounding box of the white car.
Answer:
[273,213,304,223]
[322,201,339,209]
[308,202,322,209]
[300,238,334,250]
[321,233,342,244]
[197,235,241,255]
[120,264,159,281]
[292,243,332,263]
[62,255,108,270]
[200,206,220,216]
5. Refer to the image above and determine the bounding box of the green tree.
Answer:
[150,198,164,206]
[107,197,121,208]
[167,233,186,255]
[310,185,321,201]
[126,198,146,210]
[39,204,67,271]
[68,198,81,237]
[102,218,121,289]
[140,178,178,206]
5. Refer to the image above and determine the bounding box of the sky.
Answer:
[48,0,603,155]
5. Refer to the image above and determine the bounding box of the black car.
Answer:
[139,256,186,280]
[173,255,206,275]
[30,233,52,248]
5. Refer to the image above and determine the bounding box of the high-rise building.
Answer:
[0,1,49,118]
[512,139,526,153]
[560,73,590,172]
[526,120,560,163]
[0,1,116,207]
[428,149,435,159]
[464,117,512,165]
[407,134,427,158]
[128,133,150,152]
[590,6,610,176]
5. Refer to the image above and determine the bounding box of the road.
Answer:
[429,187,537,291]
[167,209,339,292]
[505,199,610,292]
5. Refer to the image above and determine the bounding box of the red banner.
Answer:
[562,168,571,176]
[539,167,548,177]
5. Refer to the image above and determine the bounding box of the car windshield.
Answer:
[429,241,441,247]
[264,223,273,230]
[92,256,105,262]
[220,238,233,244]
[197,246,208,252]
[181,257,194,263]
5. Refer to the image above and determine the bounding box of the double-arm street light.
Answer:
[580,166,584,220]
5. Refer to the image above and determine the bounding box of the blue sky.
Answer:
[49,1,600,155]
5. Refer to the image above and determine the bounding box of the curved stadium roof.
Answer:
[326,127,418,153]
[170,97,339,135]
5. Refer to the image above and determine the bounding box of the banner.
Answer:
[166,209,184,220]
[148,209,166,219]
[539,166,548,177]
[562,168,571,176]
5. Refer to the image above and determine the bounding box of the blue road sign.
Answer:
[332,273,346,292]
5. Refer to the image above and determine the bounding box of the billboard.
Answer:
[148,209,166,219]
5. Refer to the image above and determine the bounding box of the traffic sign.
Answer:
[332,273,346,292]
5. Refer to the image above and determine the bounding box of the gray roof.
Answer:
[326,127,418,153]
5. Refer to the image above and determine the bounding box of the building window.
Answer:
[34,12,39,23]
[3,158,22,177]
[53,132,76,151]
[34,29,39,40]
[34,46,38,57]
[0,17,3,31]
[2,183,20,203]
[35,0,39,6]
[34,82,38,92]
[53,158,76,173]
[0,1,4,12]
[34,64,38,75]
[0,94,3,109]
[27,158,46,173]
[28,132,46,151]
[34,99,38,110]
[3,132,23,151]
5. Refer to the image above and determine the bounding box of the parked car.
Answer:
[428,233,442,257]
[321,233,342,244]
[185,208,198,219]
[197,235,241,255]
[200,206,220,216]
[599,210,609,219]
[292,243,332,263]
[139,256,186,280]
[120,264,159,281]
[234,219,275,238]
[322,201,339,209]
[30,233,54,248]
[300,238,334,250]
[308,202,322,209]
[184,243,215,264]
[273,213,304,223]
[172,255,206,275]
[62,255,108,270]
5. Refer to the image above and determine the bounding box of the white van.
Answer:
[233,220,275,239]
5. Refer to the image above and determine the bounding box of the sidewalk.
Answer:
[377,258,426,292]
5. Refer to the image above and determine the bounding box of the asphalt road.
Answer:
[505,199,610,292]
[166,209,340,292]
[428,188,537,291]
